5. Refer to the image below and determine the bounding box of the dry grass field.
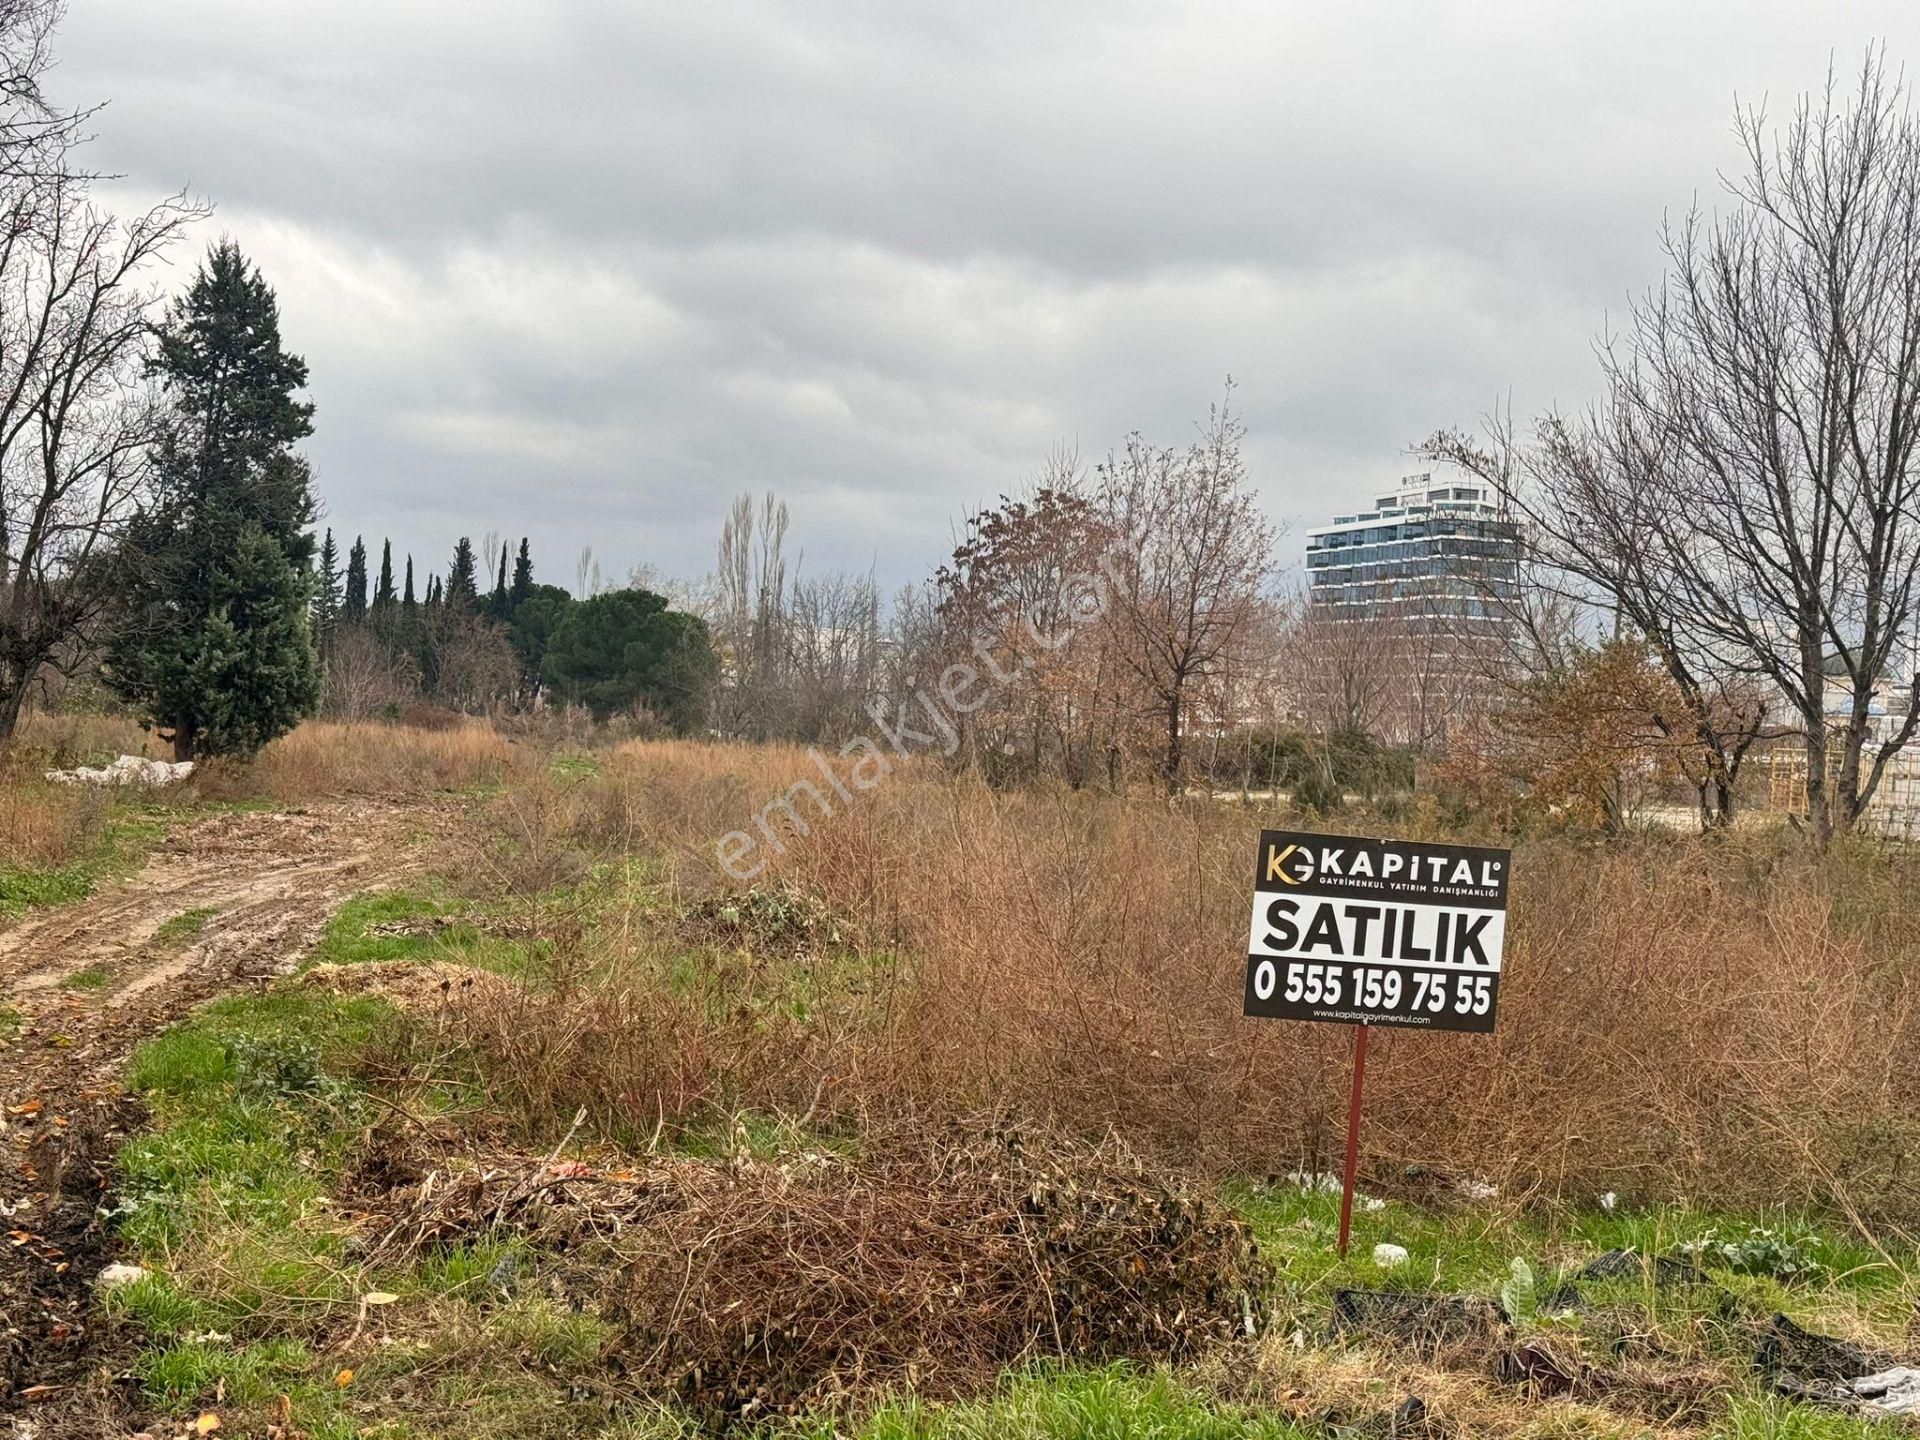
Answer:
[4,719,1918,1439]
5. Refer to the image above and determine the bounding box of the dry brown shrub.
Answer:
[12,709,158,766]
[441,941,855,1143]
[355,1119,1269,1426]
[546,741,1920,1230]
[0,762,109,871]
[1212,1338,1703,1440]
[197,719,523,802]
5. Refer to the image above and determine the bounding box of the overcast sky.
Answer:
[54,3,1920,594]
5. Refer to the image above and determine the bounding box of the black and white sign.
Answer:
[1244,830,1511,1033]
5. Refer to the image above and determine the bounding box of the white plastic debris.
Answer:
[1286,1170,1342,1195]
[44,754,193,787]
[95,1261,151,1291]
[1288,1171,1385,1210]
[1599,1191,1618,1213]
[1372,1243,1409,1268]
[1852,1368,1920,1416]
[1457,1177,1499,1203]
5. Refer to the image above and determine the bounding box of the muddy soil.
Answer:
[0,800,439,1432]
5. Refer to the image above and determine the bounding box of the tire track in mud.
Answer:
[0,798,441,1429]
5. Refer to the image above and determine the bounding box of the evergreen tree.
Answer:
[509,538,534,608]
[162,525,321,755]
[343,536,369,623]
[402,555,417,613]
[313,528,341,647]
[107,241,319,758]
[542,587,717,728]
[488,542,509,618]
[426,575,442,609]
[445,538,479,609]
[508,583,573,704]
[372,539,396,613]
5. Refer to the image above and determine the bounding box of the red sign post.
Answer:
[1243,830,1511,1255]
[1336,1022,1369,1257]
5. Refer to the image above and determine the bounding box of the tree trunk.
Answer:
[171,720,196,763]
[0,682,25,746]
[1161,689,1184,796]
[1801,722,1831,845]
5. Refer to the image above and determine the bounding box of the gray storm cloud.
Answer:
[55,1,1920,589]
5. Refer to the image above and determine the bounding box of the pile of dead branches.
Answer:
[353,1118,1269,1425]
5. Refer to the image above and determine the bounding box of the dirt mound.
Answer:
[352,1119,1270,1426]
[301,958,509,1013]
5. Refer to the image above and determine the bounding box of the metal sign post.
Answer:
[1336,1022,1368,1258]
[1242,829,1511,1257]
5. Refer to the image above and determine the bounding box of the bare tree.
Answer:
[322,626,421,719]
[934,454,1131,782]
[1282,598,1403,741]
[0,0,92,183]
[1595,54,1920,841]
[786,568,881,743]
[1426,407,1768,829]
[1099,387,1277,792]
[711,490,791,737]
[0,147,201,739]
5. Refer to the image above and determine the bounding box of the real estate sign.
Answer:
[1244,830,1511,1033]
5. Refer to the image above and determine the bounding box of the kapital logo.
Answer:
[1264,841,1308,885]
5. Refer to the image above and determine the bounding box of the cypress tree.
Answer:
[488,542,509,618]
[401,555,417,613]
[313,528,341,645]
[445,538,478,609]
[509,538,534,608]
[107,240,319,758]
[372,539,396,613]
[343,536,368,623]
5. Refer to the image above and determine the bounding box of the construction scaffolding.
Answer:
[1760,740,1920,839]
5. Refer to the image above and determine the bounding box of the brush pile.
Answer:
[353,1118,1269,1424]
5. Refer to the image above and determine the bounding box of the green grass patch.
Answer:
[136,1335,317,1406]
[154,905,219,944]
[798,1365,1313,1440]
[117,986,391,1264]
[1715,1391,1915,1438]
[62,964,110,991]
[1230,1178,1912,1347]
[309,888,540,977]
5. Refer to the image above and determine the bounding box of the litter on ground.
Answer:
[43,755,194,787]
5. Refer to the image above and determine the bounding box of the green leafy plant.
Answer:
[1677,1225,1825,1282]
[1499,1257,1538,1321]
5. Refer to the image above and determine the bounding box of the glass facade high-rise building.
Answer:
[1304,473,1520,629]
[1299,473,1522,745]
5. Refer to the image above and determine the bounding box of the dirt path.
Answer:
[0,798,437,1425]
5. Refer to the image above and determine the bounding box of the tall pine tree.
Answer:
[445,539,478,609]
[510,538,534,608]
[343,536,369,623]
[488,542,509,618]
[372,539,396,613]
[108,241,319,758]
[313,528,341,649]
[402,555,417,614]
